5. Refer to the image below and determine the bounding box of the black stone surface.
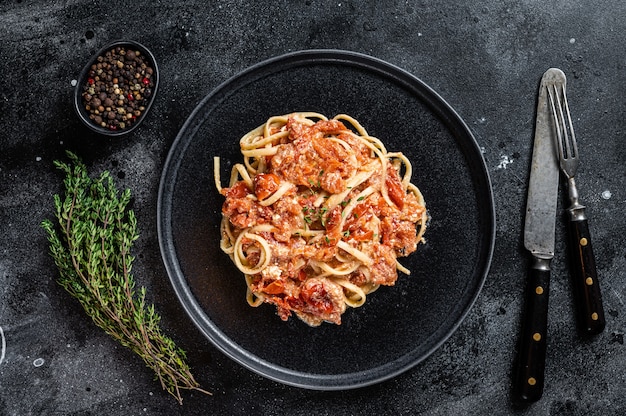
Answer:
[1,1,625,415]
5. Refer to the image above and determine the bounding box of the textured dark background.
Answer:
[1,1,625,415]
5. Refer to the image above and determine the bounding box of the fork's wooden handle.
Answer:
[567,214,605,336]
[514,259,550,403]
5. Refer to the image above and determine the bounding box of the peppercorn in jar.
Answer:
[81,45,155,132]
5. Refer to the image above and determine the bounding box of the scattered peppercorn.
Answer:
[81,45,156,131]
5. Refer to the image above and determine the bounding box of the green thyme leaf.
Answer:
[41,151,210,405]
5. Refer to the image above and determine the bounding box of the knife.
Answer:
[514,68,561,403]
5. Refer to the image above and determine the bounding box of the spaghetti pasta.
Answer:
[215,112,427,326]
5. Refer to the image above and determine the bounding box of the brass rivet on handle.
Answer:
[580,237,588,246]
[533,333,542,341]
[535,286,544,295]
[591,312,599,321]
[528,377,537,386]
[586,277,593,285]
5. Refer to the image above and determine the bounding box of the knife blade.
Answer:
[514,68,561,403]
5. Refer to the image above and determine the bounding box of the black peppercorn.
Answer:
[81,45,156,131]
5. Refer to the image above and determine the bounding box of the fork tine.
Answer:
[561,84,579,160]
[547,82,578,165]
[547,84,565,160]
[554,85,571,159]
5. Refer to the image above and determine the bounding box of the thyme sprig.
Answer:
[41,152,210,404]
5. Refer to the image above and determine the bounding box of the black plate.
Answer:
[157,50,495,390]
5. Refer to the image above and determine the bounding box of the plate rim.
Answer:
[157,48,496,390]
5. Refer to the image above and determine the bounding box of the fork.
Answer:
[547,72,606,336]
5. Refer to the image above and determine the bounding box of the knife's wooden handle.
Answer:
[514,262,550,403]
[568,216,605,336]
